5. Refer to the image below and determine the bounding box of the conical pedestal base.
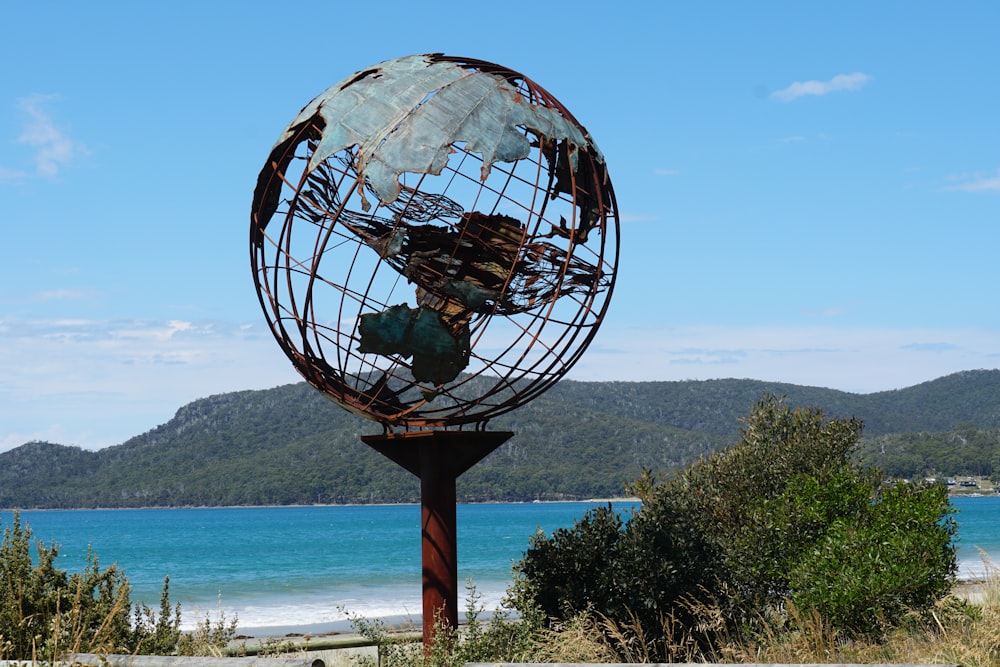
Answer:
[361,430,513,645]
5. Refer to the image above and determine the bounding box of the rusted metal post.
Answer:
[361,430,513,645]
[419,448,458,631]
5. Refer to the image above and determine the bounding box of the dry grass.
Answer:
[724,602,849,664]
[533,559,1000,665]
[724,561,1000,666]
[529,613,619,663]
[1,574,133,665]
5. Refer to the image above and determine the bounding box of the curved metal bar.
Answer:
[250,54,618,430]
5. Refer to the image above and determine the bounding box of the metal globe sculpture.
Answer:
[251,54,619,430]
[251,54,618,642]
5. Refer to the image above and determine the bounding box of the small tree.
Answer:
[132,576,182,655]
[513,395,957,659]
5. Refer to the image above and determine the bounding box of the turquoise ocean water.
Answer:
[2,498,996,631]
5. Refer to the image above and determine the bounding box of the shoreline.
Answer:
[3,491,991,512]
[953,578,993,605]
[6,490,989,516]
[233,614,419,641]
[6,500,994,640]
[1,498,639,512]
[232,581,995,642]
[180,551,994,634]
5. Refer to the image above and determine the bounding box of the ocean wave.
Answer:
[184,560,995,634]
[960,555,998,582]
[180,583,511,633]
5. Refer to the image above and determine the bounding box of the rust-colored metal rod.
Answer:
[362,430,513,645]
[420,451,458,632]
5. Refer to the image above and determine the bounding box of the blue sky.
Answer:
[2,1,998,451]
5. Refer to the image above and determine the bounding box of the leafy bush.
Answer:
[514,505,627,621]
[512,499,722,659]
[0,511,183,660]
[512,395,958,659]
[788,480,957,635]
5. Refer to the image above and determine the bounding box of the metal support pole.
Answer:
[419,451,458,631]
[361,430,513,645]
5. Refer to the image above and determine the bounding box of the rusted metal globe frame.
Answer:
[250,54,619,432]
[250,54,619,643]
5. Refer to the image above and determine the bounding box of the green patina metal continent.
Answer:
[271,54,597,210]
[250,53,618,426]
[358,304,471,385]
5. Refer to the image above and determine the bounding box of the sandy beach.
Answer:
[230,579,996,655]
[953,578,991,605]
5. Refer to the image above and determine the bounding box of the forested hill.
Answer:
[3,369,1000,509]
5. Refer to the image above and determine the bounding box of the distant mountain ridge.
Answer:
[3,369,1000,509]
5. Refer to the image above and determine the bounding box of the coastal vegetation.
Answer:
[3,370,1000,508]
[354,398,969,665]
[0,395,991,664]
[0,512,236,662]
[356,576,1000,667]
[511,396,957,660]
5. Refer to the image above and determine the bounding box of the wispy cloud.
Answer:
[0,316,301,451]
[902,342,961,353]
[3,317,999,452]
[771,72,872,102]
[669,348,747,365]
[14,94,89,177]
[32,288,97,302]
[618,212,658,223]
[943,169,1000,192]
[570,324,999,395]
[0,166,28,184]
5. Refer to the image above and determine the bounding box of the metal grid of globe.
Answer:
[251,54,619,430]
[250,54,619,643]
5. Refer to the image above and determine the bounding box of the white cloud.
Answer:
[0,316,302,451]
[0,166,28,184]
[32,288,97,302]
[944,169,1000,192]
[902,342,961,353]
[568,324,1000,395]
[3,316,999,452]
[110,319,194,342]
[801,304,850,318]
[617,212,658,223]
[15,94,89,177]
[771,72,872,102]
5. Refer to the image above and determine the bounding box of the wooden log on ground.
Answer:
[62,654,324,667]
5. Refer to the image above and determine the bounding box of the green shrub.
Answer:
[788,480,956,636]
[132,577,182,655]
[513,505,628,620]
[512,498,722,660]
[0,511,183,660]
[512,395,958,659]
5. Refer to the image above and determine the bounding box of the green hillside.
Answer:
[3,370,1000,508]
